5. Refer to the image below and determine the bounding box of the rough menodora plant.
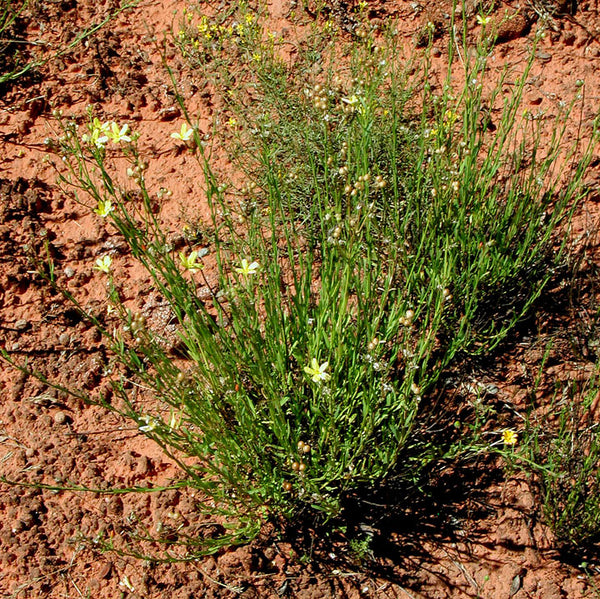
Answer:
[16,8,598,552]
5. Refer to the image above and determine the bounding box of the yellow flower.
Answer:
[341,94,360,107]
[94,255,112,274]
[94,199,114,218]
[235,258,259,275]
[171,122,194,141]
[139,414,159,433]
[503,429,518,446]
[197,16,209,33]
[179,250,204,272]
[108,122,131,143]
[476,15,491,25]
[304,358,331,383]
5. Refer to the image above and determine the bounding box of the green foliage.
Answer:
[525,370,600,548]
[20,8,599,552]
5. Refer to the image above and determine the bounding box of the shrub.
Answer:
[7,9,598,551]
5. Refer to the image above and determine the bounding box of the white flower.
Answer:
[341,94,360,106]
[119,576,135,592]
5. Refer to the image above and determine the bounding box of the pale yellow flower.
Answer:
[94,199,114,218]
[139,414,159,433]
[94,255,112,274]
[179,250,204,272]
[235,258,259,275]
[108,122,131,143]
[304,358,331,383]
[503,429,518,446]
[171,122,194,141]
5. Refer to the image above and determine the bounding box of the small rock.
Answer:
[510,572,523,596]
[586,46,600,58]
[98,562,112,579]
[106,497,123,516]
[17,117,33,136]
[159,106,181,121]
[135,455,151,476]
[431,46,442,57]
[535,50,552,62]
[14,319,28,331]
[11,381,24,400]
[11,520,25,534]
[167,233,186,250]
[59,333,70,345]
[53,411,68,425]
[64,266,75,278]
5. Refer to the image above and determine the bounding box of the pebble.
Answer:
[98,562,112,579]
[159,106,180,121]
[431,46,442,57]
[136,455,151,476]
[14,319,28,331]
[59,332,70,345]
[53,411,68,425]
[535,50,552,62]
[64,266,75,278]
[586,46,600,58]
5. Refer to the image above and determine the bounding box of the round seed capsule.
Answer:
[298,462,307,472]
[302,444,311,454]
[283,481,292,491]
[291,461,300,471]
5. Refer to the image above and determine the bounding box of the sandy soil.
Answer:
[1,0,600,596]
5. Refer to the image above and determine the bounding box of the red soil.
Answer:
[1,0,600,596]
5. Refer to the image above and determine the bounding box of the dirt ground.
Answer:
[1,0,600,596]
